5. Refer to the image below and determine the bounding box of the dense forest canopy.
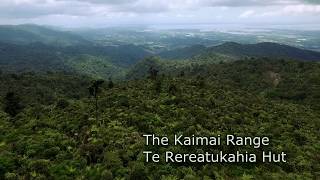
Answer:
[1,58,320,179]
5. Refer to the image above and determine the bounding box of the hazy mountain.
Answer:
[0,24,90,46]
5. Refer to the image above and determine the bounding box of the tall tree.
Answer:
[89,80,104,123]
[4,92,23,118]
[148,67,158,80]
[108,77,114,89]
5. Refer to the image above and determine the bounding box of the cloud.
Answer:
[283,4,320,14]
[239,10,255,18]
[0,0,319,27]
[56,0,137,5]
[0,0,317,19]
[60,0,134,4]
[259,4,320,18]
[61,0,302,7]
[117,0,172,13]
[0,0,98,18]
[302,0,320,4]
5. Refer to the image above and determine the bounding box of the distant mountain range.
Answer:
[0,25,152,78]
[0,24,320,79]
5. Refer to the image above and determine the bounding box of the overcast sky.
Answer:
[0,0,319,28]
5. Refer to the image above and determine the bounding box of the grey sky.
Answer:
[0,0,319,28]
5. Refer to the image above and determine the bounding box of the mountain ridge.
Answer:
[207,42,320,61]
[159,42,320,61]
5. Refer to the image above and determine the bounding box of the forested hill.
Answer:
[159,42,320,61]
[127,57,320,110]
[0,58,319,179]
